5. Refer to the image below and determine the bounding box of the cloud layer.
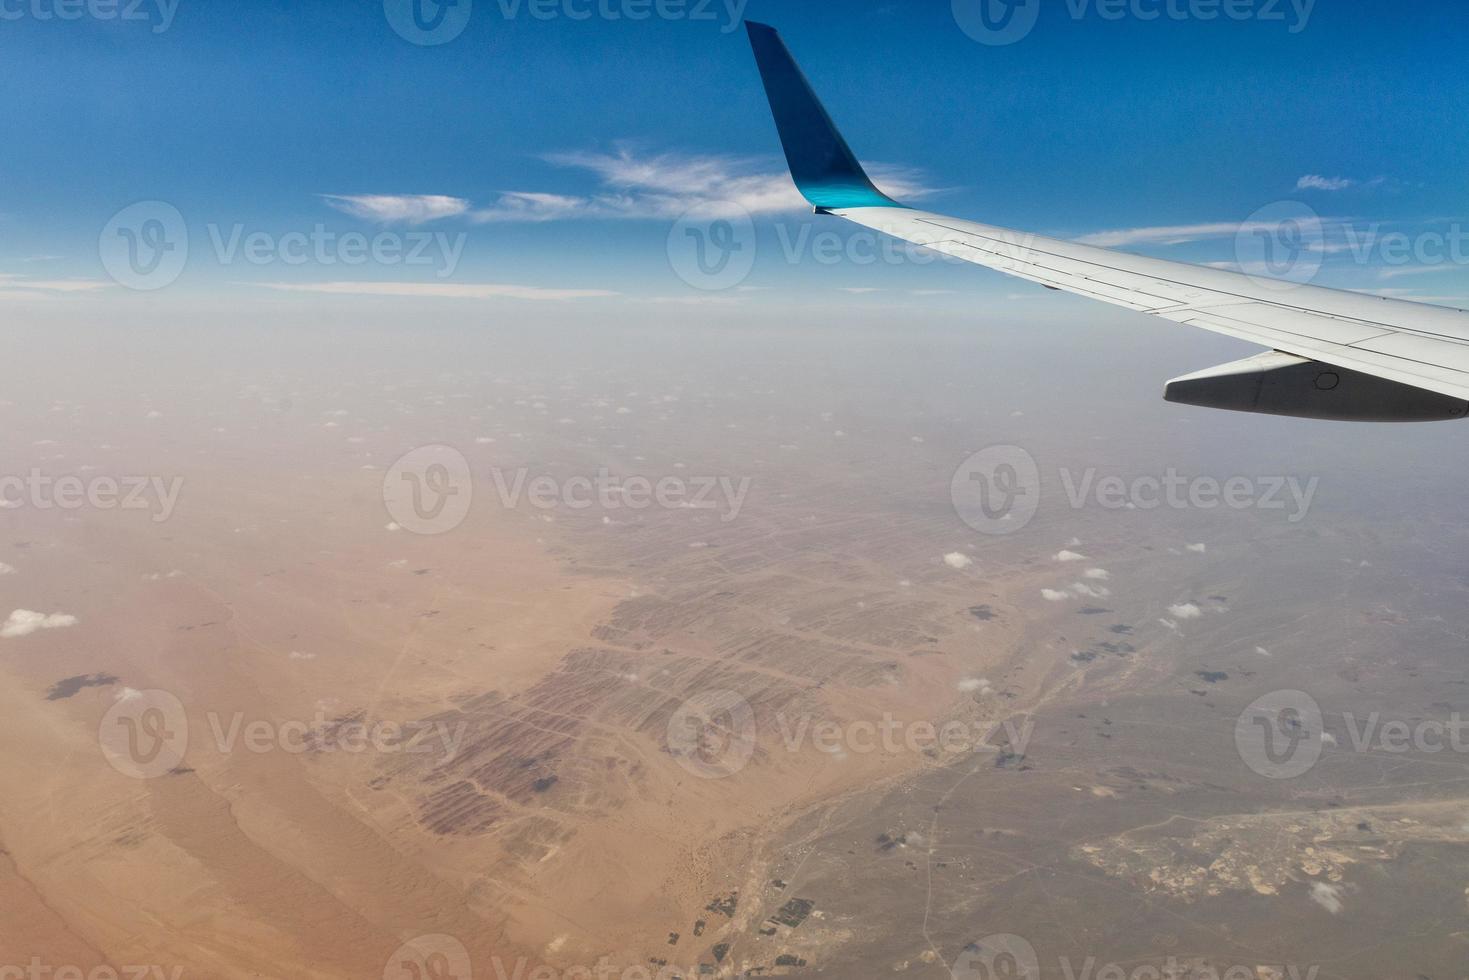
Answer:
[325,148,940,227]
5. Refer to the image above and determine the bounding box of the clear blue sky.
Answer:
[3,0,1467,306]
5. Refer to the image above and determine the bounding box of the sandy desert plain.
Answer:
[3,319,1469,979]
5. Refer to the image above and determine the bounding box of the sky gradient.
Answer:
[3,0,1467,309]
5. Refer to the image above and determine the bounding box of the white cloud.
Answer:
[1041,589,1071,602]
[1296,175,1356,192]
[1167,603,1203,620]
[1083,568,1110,580]
[957,677,992,694]
[1309,882,1344,915]
[464,191,591,224]
[1,609,79,639]
[321,194,470,225]
[358,148,943,225]
[1054,550,1087,562]
[943,552,974,570]
[0,563,14,575]
[1186,543,1207,554]
[252,281,616,302]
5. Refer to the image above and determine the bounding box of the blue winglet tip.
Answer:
[743,21,901,211]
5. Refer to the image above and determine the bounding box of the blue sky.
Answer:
[2,0,1467,307]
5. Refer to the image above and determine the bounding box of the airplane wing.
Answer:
[744,21,1469,423]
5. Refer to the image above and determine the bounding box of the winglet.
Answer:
[745,22,902,211]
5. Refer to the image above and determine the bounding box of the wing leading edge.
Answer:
[743,21,1469,423]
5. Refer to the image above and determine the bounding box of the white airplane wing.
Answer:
[745,22,1469,423]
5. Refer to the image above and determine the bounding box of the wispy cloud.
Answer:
[329,148,941,227]
[1074,222,1286,248]
[252,281,616,301]
[1296,175,1389,193]
[321,194,470,225]
[1296,175,1356,192]
[0,274,113,293]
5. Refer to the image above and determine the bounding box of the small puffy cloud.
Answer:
[1186,543,1207,554]
[321,194,470,225]
[1309,882,1344,915]
[1167,603,1203,620]
[0,563,15,575]
[1083,568,1110,580]
[1,609,79,639]
[1041,589,1071,602]
[957,677,993,694]
[1053,550,1087,562]
[943,552,974,570]
[1255,646,1272,657]
[1072,583,1110,598]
